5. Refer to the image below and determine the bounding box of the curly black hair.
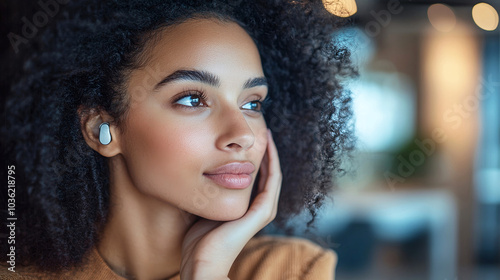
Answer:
[0,0,355,271]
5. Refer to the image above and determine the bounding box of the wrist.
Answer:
[186,271,230,280]
[182,259,230,280]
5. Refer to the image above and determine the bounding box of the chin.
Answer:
[196,197,250,221]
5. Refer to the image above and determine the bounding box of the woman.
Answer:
[1,0,355,279]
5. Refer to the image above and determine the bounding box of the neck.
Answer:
[98,155,196,279]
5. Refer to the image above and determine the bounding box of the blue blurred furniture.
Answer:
[474,33,500,264]
[317,189,457,280]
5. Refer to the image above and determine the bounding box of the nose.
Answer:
[215,106,255,152]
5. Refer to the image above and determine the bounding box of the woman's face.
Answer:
[119,18,268,221]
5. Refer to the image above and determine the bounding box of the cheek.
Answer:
[253,124,269,167]
[150,132,200,180]
[147,124,208,172]
[121,108,212,194]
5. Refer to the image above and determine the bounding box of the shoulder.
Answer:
[0,247,126,280]
[0,262,63,280]
[229,235,337,280]
[0,265,59,280]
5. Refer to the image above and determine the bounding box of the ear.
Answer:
[79,107,122,157]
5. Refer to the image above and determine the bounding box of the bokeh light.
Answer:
[427,4,456,32]
[323,0,357,18]
[472,2,499,31]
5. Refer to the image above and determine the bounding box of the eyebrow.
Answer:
[243,77,268,89]
[154,69,267,90]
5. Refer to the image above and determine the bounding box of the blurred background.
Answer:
[291,0,500,279]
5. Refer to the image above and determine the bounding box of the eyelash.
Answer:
[242,99,264,112]
[173,90,266,113]
[173,90,208,108]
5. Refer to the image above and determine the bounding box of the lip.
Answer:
[203,162,255,189]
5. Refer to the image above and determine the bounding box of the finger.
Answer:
[183,219,222,248]
[257,146,269,193]
[259,129,281,192]
[248,129,282,220]
[266,130,282,216]
[267,129,282,186]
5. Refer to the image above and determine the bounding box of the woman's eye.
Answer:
[174,93,206,107]
[241,100,262,112]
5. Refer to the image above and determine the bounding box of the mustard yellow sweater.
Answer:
[1,236,336,279]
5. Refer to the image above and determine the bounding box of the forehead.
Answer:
[139,18,263,77]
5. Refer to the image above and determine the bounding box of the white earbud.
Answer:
[99,122,112,145]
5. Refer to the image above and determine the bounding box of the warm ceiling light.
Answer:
[323,0,357,18]
[472,3,499,31]
[427,3,456,32]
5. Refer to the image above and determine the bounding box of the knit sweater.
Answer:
[0,236,336,279]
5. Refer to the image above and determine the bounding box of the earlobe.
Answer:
[79,108,121,157]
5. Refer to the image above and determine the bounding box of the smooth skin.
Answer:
[81,18,282,280]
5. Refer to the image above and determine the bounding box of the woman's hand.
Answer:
[180,129,282,280]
